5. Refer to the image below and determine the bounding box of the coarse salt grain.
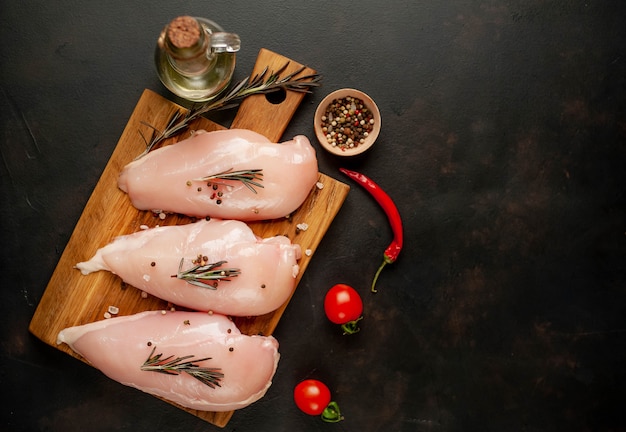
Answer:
[104,312,112,319]
[141,291,148,298]
[305,249,312,256]
[316,182,324,189]
[140,224,149,230]
[296,223,309,231]
[108,305,119,315]
[143,274,151,282]
[159,212,167,220]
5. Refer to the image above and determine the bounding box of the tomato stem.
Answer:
[321,401,344,422]
[340,316,363,335]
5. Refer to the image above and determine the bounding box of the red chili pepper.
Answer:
[339,168,403,293]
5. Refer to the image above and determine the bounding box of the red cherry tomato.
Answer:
[324,284,363,334]
[293,379,331,416]
[293,379,343,422]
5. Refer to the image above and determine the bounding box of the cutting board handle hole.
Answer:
[265,88,287,105]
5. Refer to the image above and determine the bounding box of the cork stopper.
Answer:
[167,16,202,49]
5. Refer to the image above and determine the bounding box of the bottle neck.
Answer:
[162,16,214,76]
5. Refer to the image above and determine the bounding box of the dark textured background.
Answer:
[2,1,626,431]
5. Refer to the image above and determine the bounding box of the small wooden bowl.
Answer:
[314,88,381,157]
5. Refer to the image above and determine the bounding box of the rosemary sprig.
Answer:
[137,62,321,158]
[194,168,264,194]
[141,346,224,389]
[173,258,241,289]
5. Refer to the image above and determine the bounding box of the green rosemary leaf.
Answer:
[141,346,224,389]
[174,257,241,289]
[226,74,251,97]
[195,168,264,194]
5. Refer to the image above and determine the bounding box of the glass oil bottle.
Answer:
[155,16,240,102]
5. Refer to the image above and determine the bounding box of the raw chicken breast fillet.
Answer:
[57,310,280,412]
[118,129,319,220]
[75,219,301,316]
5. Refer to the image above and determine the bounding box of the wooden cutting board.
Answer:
[29,48,350,428]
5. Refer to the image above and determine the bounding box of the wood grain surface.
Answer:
[29,49,350,427]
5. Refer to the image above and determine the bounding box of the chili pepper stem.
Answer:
[340,316,363,335]
[371,255,394,293]
[321,401,344,422]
